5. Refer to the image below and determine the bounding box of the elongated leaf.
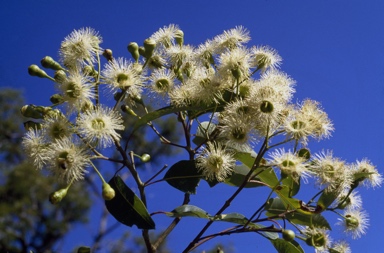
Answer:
[164,160,201,194]
[215,213,279,240]
[225,164,266,188]
[271,239,303,253]
[235,152,279,188]
[316,190,339,212]
[166,205,210,218]
[192,121,217,146]
[265,198,331,229]
[105,176,155,229]
[280,174,300,197]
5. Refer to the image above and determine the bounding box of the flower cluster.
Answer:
[22,24,382,252]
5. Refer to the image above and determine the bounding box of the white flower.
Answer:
[102,57,142,92]
[150,24,180,48]
[250,45,282,72]
[58,72,95,113]
[352,158,383,188]
[42,113,72,141]
[77,106,124,148]
[214,26,250,52]
[196,142,235,182]
[148,68,175,96]
[45,137,90,182]
[333,190,362,210]
[22,129,48,169]
[60,27,102,69]
[269,148,310,182]
[329,241,351,253]
[218,46,251,80]
[166,44,194,67]
[338,208,369,239]
[303,226,331,253]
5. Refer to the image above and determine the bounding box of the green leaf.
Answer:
[280,174,300,197]
[166,204,210,218]
[164,160,201,194]
[225,164,266,188]
[235,152,279,188]
[105,176,155,229]
[192,121,217,146]
[270,238,303,253]
[265,198,331,229]
[317,190,339,212]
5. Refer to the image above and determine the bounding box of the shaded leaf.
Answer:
[225,164,266,188]
[265,198,331,229]
[317,190,339,212]
[235,152,279,188]
[105,176,155,229]
[280,174,300,197]
[164,160,201,194]
[192,121,217,146]
[166,205,209,218]
[271,238,303,253]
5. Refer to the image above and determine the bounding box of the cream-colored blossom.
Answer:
[338,208,369,239]
[22,129,49,170]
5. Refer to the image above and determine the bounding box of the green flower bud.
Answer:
[103,49,113,61]
[175,29,184,46]
[41,56,64,71]
[21,105,44,119]
[121,105,137,116]
[49,188,68,204]
[140,154,151,163]
[23,121,42,130]
[82,65,95,76]
[138,46,146,57]
[102,183,115,201]
[113,91,124,101]
[54,70,67,83]
[128,42,140,62]
[28,64,50,79]
[77,246,91,253]
[297,148,311,160]
[50,94,64,104]
[143,38,156,58]
[231,68,242,79]
[305,232,326,248]
[282,229,295,242]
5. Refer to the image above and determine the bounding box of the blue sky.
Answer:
[2,1,384,252]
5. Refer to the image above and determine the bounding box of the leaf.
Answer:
[280,174,300,197]
[192,121,217,146]
[316,190,339,212]
[166,205,210,218]
[270,238,303,253]
[164,160,201,194]
[235,152,279,188]
[105,176,155,229]
[225,164,266,188]
[265,198,331,229]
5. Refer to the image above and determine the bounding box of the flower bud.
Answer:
[49,188,68,204]
[54,70,67,83]
[138,46,146,57]
[305,232,326,248]
[50,94,64,104]
[175,30,184,46]
[102,183,115,200]
[231,68,242,79]
[21,105,44,119]
[140,154,151,163]
[103,49,113,61]
[77,246,91,253]
[41,56,64,71]
[82,65,95,76]
[121,105,137,116]
[282,229,295,242]
[23,121,42,130]
[143,38,156,58]
[127,42,140,62]
[28,64,50,79]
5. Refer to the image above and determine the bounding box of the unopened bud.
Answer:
[140,154,151,163]
[82,65,95,76]
[138,46,146,57]
[54,70,67,83]
[21,105,44,119]
[282,229,295,242]
[103,49,113,61]
[102,183,115,201]
[50,94,64,104]
[175,30,184,46]
[41,56,64,71]
[143,38,156,58]
[49,188,68,204]
[231,68,242,79]
[28,64,50,79]
[121,105,137,116]
[128,42,140,62]
[77,247,91,253]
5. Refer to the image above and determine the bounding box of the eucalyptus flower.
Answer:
[22,129,49,170]
[338,208,369,239]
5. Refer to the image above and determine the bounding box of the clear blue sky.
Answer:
[1,1,384,252]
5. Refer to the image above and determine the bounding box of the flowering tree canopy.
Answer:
[22,24,382,253]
